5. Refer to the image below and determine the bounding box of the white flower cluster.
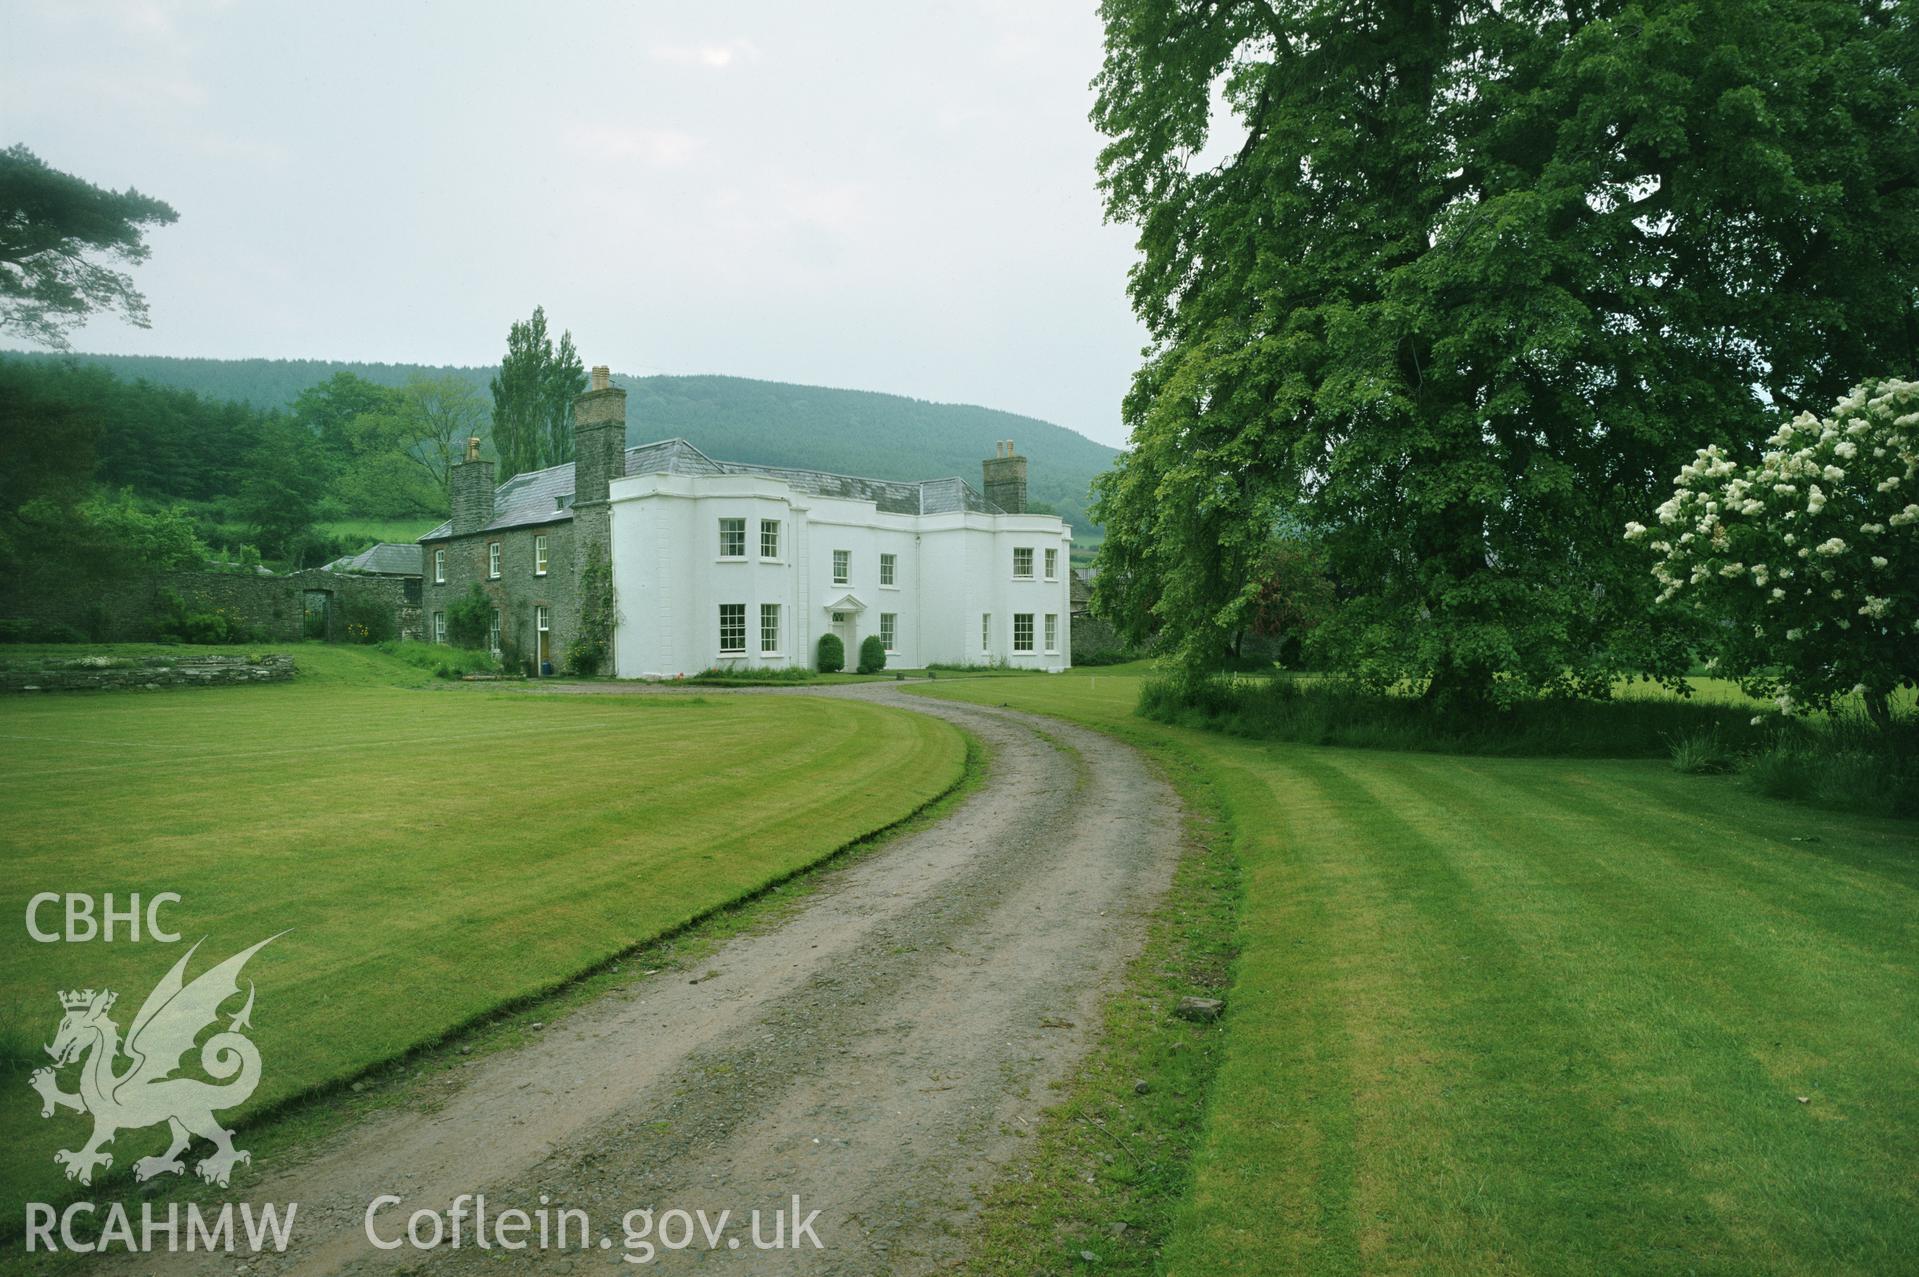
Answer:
[1628,378,1918,708]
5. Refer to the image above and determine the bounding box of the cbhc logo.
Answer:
[26,893,182,943]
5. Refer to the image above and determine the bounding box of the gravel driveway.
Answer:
[120,684,1183,1275]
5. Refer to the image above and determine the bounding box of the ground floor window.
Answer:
[981,613,991,653]
[1013,613,1034,652]
[433,611,446,644]
[880,612,897,651]
[760,603,780,653]
[1044,613,1058,653]
[719,603,747,654]
[489,609,501,655]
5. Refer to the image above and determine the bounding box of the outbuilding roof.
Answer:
[320,542,425,576]
[420,438,1004,541]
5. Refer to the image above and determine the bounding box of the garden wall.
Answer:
[166,569,423,643]
[0,568,422,644]
[0,653,296,693]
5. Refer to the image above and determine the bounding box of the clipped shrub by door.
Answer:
[857,634,887,675]
[817,632,845,673]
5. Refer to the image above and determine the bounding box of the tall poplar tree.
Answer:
[488,306,587,481]
[1090,0,1918,705]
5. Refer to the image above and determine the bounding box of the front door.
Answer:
[536,605,551,675]
[832,611,856,663]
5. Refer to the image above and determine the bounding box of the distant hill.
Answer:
[3,352,1116,535]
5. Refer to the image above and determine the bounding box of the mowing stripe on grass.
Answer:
[914,670,1916,1277]
[0,677,966,1221]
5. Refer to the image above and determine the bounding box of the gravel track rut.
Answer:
[115,684,1182,1275]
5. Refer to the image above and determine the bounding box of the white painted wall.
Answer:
[608,472,1073,677]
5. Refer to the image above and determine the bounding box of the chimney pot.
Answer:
[465,436,481,462]
[591,365,611,392]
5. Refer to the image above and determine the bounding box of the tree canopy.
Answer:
[0,145,178,348]
[489,306,586,481]
[1090,0,1919,702]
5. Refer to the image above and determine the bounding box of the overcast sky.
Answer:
[4,0,1149,447]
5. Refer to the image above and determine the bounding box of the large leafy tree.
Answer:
[1090,0,1918,704]
[0,146,178,348]
[395,374,488,499]
[489,307,588,481]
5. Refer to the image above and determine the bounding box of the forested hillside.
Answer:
[2,352,1115,533]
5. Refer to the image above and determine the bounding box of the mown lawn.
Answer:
[0,647,965,1217]
[917,669,1917,1275]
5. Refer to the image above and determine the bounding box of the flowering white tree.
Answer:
[1627,378,1917,729]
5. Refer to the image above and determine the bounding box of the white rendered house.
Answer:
[608,444,1073,677]
[424,368,1074,678]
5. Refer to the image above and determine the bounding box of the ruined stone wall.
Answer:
[1,653,296,693]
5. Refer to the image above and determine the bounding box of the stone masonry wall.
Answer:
[421,520,578,673]
[0,568,421,644]
[166,570,423,643]
[1,653,296,693]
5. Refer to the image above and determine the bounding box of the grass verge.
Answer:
[956,728,1238,1275]
[918,668,1918,1275]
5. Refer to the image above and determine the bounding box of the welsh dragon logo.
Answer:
[30,935,281,1189]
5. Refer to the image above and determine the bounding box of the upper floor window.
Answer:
[534,534,549,576]
[760,519,781,560]
[760,603,781,654]
[719,518,747,559]
[833,549,850,585]
[1044,613,1059,653]
[880,553,897,587]
[1013,547,1034,579]
[719,603,747,654]
[487,542,502,579]
[433,548,446,584]
[1013,612,1035,652]
[1044,548,1058,580]
[880,612,897,651]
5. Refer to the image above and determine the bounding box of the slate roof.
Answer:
[1070,567,1095,613]
[421,438,1004,541]
[321,542,424,576]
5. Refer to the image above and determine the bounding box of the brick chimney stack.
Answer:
[982,439,1027,514]
[450,436,496,534]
